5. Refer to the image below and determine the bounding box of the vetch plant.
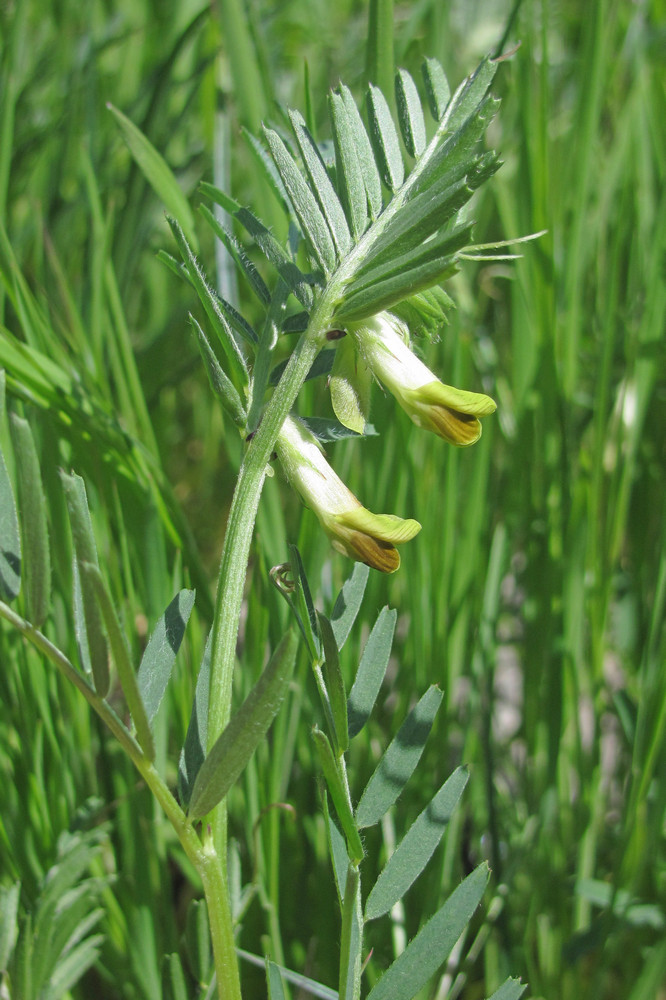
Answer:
[0,53,528,1000]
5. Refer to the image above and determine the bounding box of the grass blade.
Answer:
[355,686,442,828]
[107,103,197,248]
[485,979,528,1000]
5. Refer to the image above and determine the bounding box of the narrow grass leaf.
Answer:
[179,632,211,806]
[329,91,369,240]
[190,315,246,426]
[236,953,339,1000]
[264,126,336,274]
[290,109,352,258]
[395,69,426,158]
[367,85,404,192]
[339,85,383,219]
[347,606,396,738]
[188,630,298,819]
[485,980,528,1000]
[331,562,371,650]
[107,103,196,248]
[167,218,248,385]
[138,589,195,726]
[0,882,20,971]
[312,727,364,862]
[9,416,49,625]
[323,792,348,906]
[339,864,362,1000]
[318,612,349,753]
[266,960,287,1000]
[162,954,189,1000]
[82,563,155,759]
[366,863,489,1000]
[289,544,321,659]
[355,686,442,828]
[60,470,109,695]
[365,767,469,920]
[198,204,270,305]
[0,428,20,604]
[422,57,450,121]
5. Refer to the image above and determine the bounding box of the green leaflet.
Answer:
[60,470,109,696]
[330,561,371,650]
[395,68,426,158]
[323,792,349,907]
[137,589,196,726]
[333,255,460,324]
[355,685,442,828]
[318,611,349,754]
[366,864,490,1000]
[347,606,396,739]
[486,980,528,1000]
[266,960,287,1000]
[264,126,337,275]
[198,203,270,308]
[189,315,247,427]
[364,767,469,920]
[339,84,383,220]
[82,563,155,760]
[188,630,297,819]
[311,727,364,863]
[329,91,369,241]
[366,84,404,192]
[0,383,21,603]
[289,109,352,258]
[421,57,451,121]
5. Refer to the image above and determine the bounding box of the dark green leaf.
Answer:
[312,727,364,863]
[486,980,528,1000]
[0,407,21,603]
[178,634,211,806]
[188,630,298,819]
[347,606,396,739]
[366,864,489,1000]
[168,217,248,386]
[264,126,337,274]
[107,103,197,248]
[289,544,321,660]
[331,562,371,650]
[443,56,497,135]
[162,953,189,1000]
[339,864,362,1000]
[329,91,369,241]
[184,899,211,984]
[339,85,383,219]
[323,792,348,906]
[318,612,349,753]
[366,84,404,192]
[300,416,377,443]
[290,109,352,258]
[60,470,109,695]
[9,415,50,626]
[266,960,287,1000]
[270,348,334,386]
[355,686,442,828]
[138,589,195,725]
[198,203,270,305]
[190,315,246,427]
[0,882,20,971]
[82,563,155,759]
[422,57,450,121]
[365,767,469,920]
[333,254,460,324]
[395,69,426,157]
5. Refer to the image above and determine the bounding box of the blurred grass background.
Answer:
[1,0,665,998]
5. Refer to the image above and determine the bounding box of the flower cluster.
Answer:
[277,311,496,572]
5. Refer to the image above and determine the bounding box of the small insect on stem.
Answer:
[325,329,347,341]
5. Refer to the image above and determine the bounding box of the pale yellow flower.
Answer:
[275,415,421,573]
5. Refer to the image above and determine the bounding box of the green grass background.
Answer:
[1,0,665,998]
